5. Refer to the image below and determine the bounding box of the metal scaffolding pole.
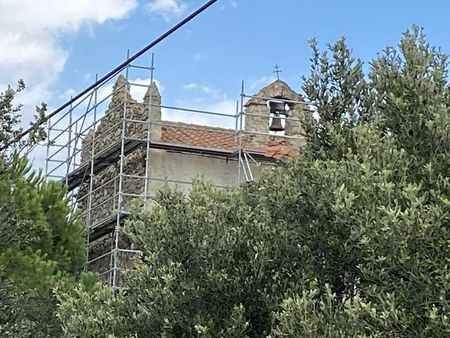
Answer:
[112,51,131,291]
[85,74,99,271]
[238,81,245,184]
[143,53,155,210]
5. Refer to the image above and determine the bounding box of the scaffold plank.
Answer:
[64,139,146,191]
[88,211,130,242]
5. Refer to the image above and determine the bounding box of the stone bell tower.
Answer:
[244,79,309,148]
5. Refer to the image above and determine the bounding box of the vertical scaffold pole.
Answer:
[234,100,239,183]
[238,81,245,184]
[73,120,78,172]
[112,51,130,291]
[143,53,155,210]
[45,118,51,178]
[66,100,73,186]
[85,74,98,272]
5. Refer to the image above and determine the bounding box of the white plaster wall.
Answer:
[146,149,273,196]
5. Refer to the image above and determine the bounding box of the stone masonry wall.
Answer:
[78,76,162,275]
[79,76,161,226]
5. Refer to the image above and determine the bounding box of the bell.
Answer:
[269,115,285,132]
[269,100,287,115]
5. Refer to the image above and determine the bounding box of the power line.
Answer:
[2,0,219,152]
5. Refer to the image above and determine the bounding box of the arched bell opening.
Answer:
[267,98,291,135]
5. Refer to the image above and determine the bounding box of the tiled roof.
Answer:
[161,123,236,150]
[160,122,299,160]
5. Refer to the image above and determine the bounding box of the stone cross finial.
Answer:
[274,64,282,80]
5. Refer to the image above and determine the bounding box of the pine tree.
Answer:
[0,82,86,337]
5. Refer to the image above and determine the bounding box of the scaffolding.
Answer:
[43,51,307,289]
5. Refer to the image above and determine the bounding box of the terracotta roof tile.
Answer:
[161,123,236,150]
[160,121,299,159]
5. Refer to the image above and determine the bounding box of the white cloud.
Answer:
[200,85,220,97]
[58,77,164,115]
[220,0,238,11]
[0,0,137,124]
[106,78,163,104]
[193,52,205,62]
[248,75,277,92]
[165,82,236,128]
[84,73,95,82]
[0,0,136,31]
[145,0,187,20]
[129,77,165,100]
[182,82,198,90]
[181,82,223,99]
[162,98,236,129]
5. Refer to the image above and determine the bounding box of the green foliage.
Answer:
[57,26,450,337]
[0,82,86,337]
[0,80,47,154]
[0,157,85,288]
[0,280,62,338]
[0,157,86,336]
[301,37,369,157]
[56,279,120,337]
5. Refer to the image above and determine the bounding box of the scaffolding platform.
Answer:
[64,138,146,191]
[65,138,242,191]
[88,211,131,242]
[149,140,236,157]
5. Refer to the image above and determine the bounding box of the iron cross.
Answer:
[274,64,282,80]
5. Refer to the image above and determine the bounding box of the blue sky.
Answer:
[58,0,450,105]
[2,0,450,140]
